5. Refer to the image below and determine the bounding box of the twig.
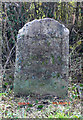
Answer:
[3,43,16,74]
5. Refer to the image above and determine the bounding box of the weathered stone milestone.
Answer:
[14,18,69,98]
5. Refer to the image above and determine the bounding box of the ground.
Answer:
[0,79,82,119]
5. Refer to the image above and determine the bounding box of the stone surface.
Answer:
[14,18,69,98]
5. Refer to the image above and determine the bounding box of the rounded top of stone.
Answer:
[17,18,69,39]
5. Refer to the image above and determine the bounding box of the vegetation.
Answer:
[0,2,83,119]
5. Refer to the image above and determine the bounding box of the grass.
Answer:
[1,82,82,118]
[48,112,82,118]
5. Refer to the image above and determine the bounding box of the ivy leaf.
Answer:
[4,82,8,86]
[28,104,33,107]
[35,100,38,104]
[37,105,43,109]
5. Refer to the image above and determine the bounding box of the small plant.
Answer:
[35,100,38,104]
[28,104,33,107]
[37,105,43,109]
[4,82,8,86]
[0,93,6,96]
